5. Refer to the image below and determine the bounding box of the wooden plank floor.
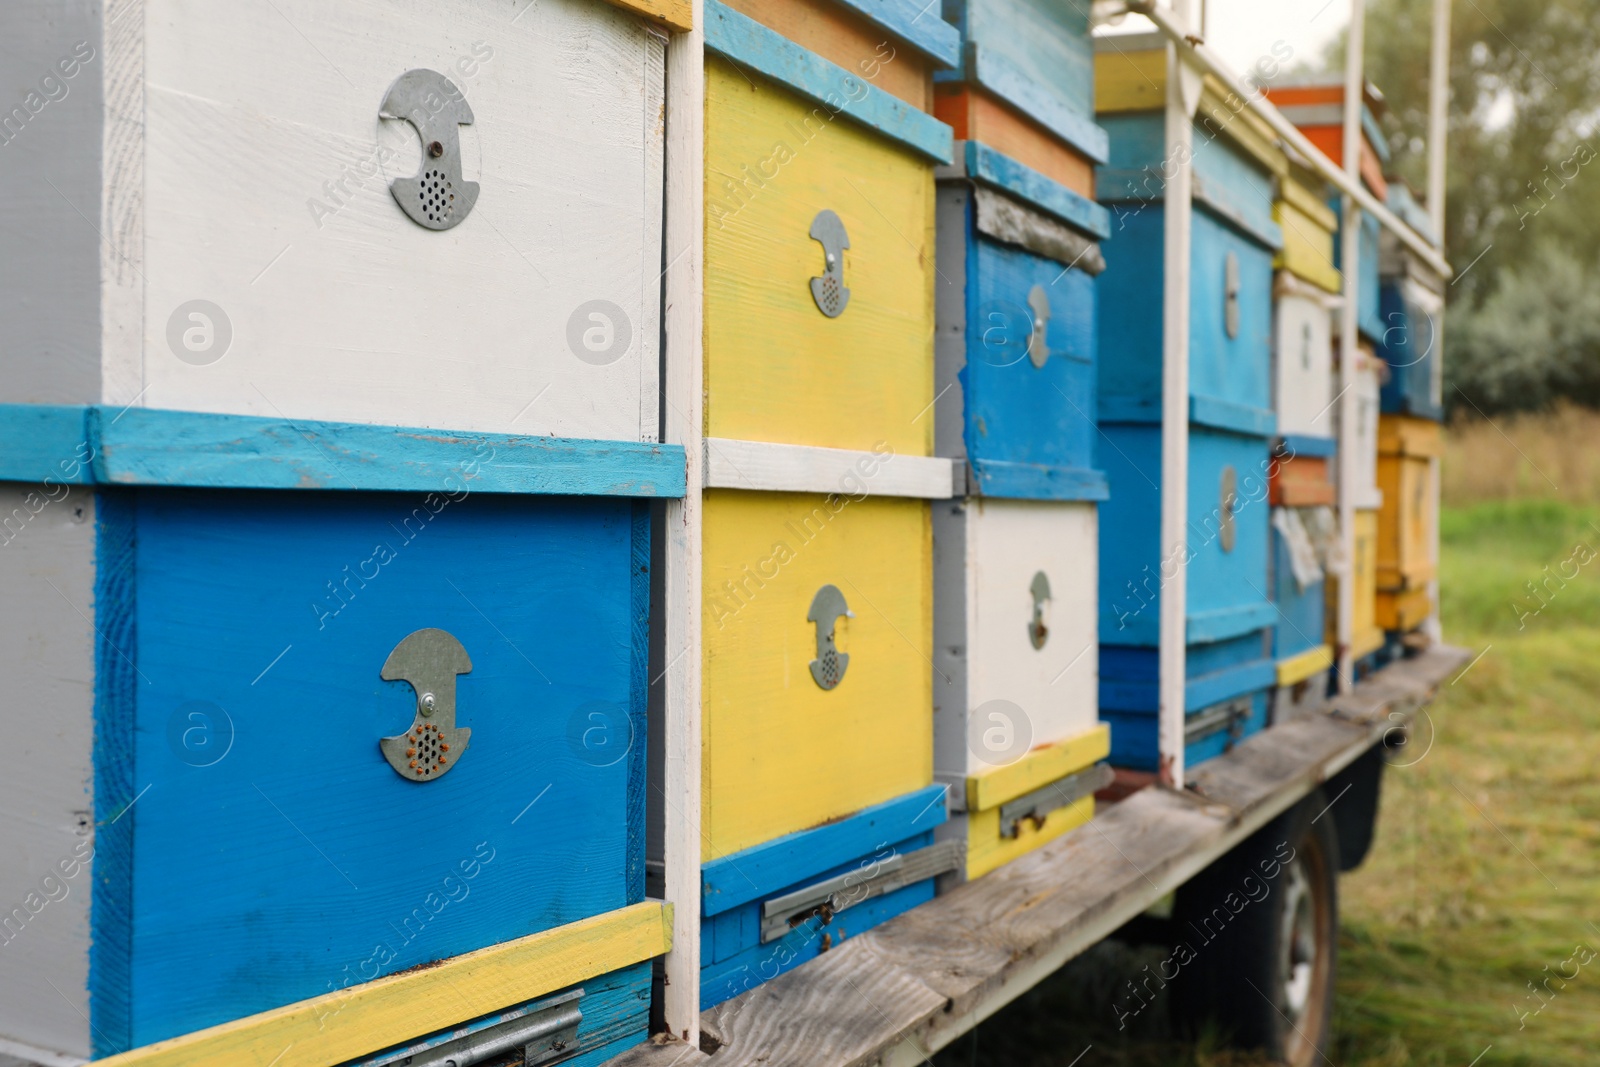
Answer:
[607,645,1473,1067]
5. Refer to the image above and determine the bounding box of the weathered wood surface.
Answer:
[604,645,1470,1067]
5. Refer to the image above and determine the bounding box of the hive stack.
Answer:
[1268,153,1342,719]
[0,3,682,1064]
[1374,184,1445,639]
[1266,78,1399,669]
[929,0,1113,883]
[1093,38,1285,770]
[696,0,961,1007]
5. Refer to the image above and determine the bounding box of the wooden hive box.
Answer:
[696,0,963,1007]
[928,4,1112,883]
[1263,80,1391,347]
[1093,45,1283,770]
[1377,185,1446,420]
[1376,414,1441,607]
[1269,157,1340,718]
[0,2,682,1063]
[1327,508,1387,667]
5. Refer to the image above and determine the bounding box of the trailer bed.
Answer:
[608,645,1472,1067]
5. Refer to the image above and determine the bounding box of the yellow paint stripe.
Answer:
[1094,48,1166,114]
[94,902,672,1067]
[599,0,692,33]
[1279,174,1338,231]
[966,723,1111,812]
[1198,78,1287,177]
[1276,644,1334,687]
[1352,626,1387,660]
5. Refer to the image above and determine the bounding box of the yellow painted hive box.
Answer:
[704,56,937,455]
[1328,507,1386,660]
[1376,413,1440,592]
[701,489,934,860]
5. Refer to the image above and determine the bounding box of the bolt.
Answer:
[427,140,444,158]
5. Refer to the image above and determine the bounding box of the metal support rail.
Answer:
[1121,0,1453,279]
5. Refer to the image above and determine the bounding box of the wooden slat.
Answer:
[98,902,672,1067]
[603,0,694,33]
[603,648,1470,1067]
[603,1036,716,1067]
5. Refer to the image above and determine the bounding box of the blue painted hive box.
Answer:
[0,408,683,1067]
[1093,103,1283,770]
[1376,187,1446,421]
[934,147,1111,495]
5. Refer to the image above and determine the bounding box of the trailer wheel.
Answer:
[1170,791,1340,1066]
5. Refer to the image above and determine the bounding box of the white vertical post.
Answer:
[1159,2,1196,789]
[1336,0,1366,693]
[1424,0,1450,642]
[1426,0,1451,238]
[661,2,704,1046]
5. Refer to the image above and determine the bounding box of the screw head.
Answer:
[427,140,444,158]
[420,693,436,717]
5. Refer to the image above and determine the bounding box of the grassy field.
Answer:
[934,412,1600,1066]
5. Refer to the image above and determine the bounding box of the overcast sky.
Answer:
[1103,0,1347,80]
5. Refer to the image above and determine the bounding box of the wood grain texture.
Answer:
[135,0,663,439]
[939,0,1104,162]
[90,407,686,496]
[945,141,1110,238]
[646,648,1470,1067]
[703,438,954,498]
[601,1035,715,1067]
[966,724,1108,811]
[660,2,706,1042]
[719,0,935,111]
[0,487,98,1059]
[94,904,669,1067]
[934,85,1095,197]
[704,58,937,455]
[932,502,1101,787]
[602,0,695,32]
[700,786,947,916]
[701,491,932,858]
[705,2,952,162]
[100,0,144,409]
[99,489,652,1046]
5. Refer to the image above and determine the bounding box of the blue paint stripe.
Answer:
[938,44,1109,163]
[89,490,136,1057]
[1189,395,1277,437]
[1186,600,1279,645]
[968,458,1109,501]
[0,404,686,497]
[1362,106,1390,165]
[1279,433,1337,459]
[960,142,1111,239]
[700,784,948,917]
[705,0,953,164]
[833,0,961,68]
[626,503,651,905]
[0,404,95,484]
[1193,177,1284,251]
[1099,654,1275,712]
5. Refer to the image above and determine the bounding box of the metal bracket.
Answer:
[1218,464,1238,553]
[807,584,853,690]
[759,839,965,943]
[379,628,473,781]
[997,762,1114,839]
[1028,570,1052,650]
[380,69,480,231]
[1224,251,1241,339]
[1184,696,1253,748]
[350,989,583,1067]
[1026,285,1052,368]
[809,209,851,317]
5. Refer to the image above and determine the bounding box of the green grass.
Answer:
[933,499,1600,1066]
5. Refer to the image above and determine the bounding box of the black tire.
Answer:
[1169,790,1340,1066]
